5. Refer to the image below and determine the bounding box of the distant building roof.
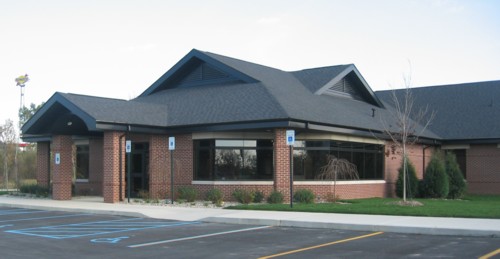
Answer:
[376,80,500,143]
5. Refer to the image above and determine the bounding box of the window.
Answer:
[75,145,89,180]
[293,140,384,180]
[194,139,273,180]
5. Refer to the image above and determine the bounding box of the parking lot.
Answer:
[0,206,498,258]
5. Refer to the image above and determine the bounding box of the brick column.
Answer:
[274,129,291,202]
[51,135,73,200]
[103,131,123,203]
[36,142,50,188]
[149,135,169,199]
[174,134,193,185]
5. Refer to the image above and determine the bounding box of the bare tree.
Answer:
[382,73,435,202]
[0,120,17,189]
[316,155,359,202]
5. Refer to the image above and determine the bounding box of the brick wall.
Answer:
[103,131,124,203]
[36,142,50,188]
[192,183,275,202]
[466,144,500,194]
[274,129,292,202]
[51,135,73,200]
[295,182,386,200]
[149,135,169,199]
[383,143,434,197]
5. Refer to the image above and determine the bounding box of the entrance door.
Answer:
[128,143,150,197]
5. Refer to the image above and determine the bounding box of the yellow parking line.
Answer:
[479,248,500,259]
[259,231,384,259]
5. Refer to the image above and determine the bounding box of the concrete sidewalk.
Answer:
[0,196,499,237]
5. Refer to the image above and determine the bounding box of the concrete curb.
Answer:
[202,217,500,237]
[1,198,499,238]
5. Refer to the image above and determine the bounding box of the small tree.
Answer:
[316,155,359,202]
[381,70,435,202]
[421,153,449,198]
[395,157,419,199]
[445,152,467,199]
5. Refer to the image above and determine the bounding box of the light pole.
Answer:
[14,74,29,188]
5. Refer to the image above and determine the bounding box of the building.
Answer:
[21,49,499,203]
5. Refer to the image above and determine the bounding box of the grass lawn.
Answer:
[226,195,500,219]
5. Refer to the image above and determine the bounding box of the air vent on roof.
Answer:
[325,72,364,101]
[179,62,228,85]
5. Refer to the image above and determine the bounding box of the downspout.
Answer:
[422,145,431,177]
[47,142,51,193]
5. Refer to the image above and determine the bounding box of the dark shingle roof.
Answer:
[292,65,351,93]
[376,80,500,141]
[23,49,440,140]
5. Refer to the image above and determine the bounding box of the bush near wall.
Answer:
[267,190,284,204]
[445,152,467,199]
[395,158,419,199]
[293,189,315,204]
[421,154,449,198]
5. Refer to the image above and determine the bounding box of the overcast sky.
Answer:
[1,0,499,127]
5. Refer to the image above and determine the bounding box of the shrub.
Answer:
[19,184,49,197]
[177,186,198,202]
[421,154,449,198]
[232,189,255,204]
[253,190,264,203]
[293,189,315,204]
[445,152,467,199]
[267,190,284,204]
[137,190,150,202]
[395,157,419,199]
[206,188,224,206]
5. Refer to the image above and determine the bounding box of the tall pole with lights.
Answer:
[14,74,29,188]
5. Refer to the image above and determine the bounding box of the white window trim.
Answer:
[192,181,274,185]
[294,180,386,185]
[441,144,470,150]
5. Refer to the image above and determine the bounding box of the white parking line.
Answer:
[129,225,272,248]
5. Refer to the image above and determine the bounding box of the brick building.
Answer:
[21,49,499,203]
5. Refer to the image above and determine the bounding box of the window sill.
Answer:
[192,181,274,185]
[294,180,386,185]
[75,179,89,183]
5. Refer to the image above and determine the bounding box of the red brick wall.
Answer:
[466,144,500,194]
[51,135,73,200]
[274,129,292,202]
[103,131,124,203]
[149,135,169,199]
[36,142,50,188]
[383,143,434,197]
[295,182,386,200]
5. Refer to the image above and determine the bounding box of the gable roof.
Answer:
[376,80,500,142]
[140,49,258,96]
[23,49,439,141]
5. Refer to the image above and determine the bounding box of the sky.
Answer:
[1,0,499,128]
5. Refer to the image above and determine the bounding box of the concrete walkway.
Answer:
[0,196,499,237]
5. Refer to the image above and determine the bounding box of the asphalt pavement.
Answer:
[0,196,498,237]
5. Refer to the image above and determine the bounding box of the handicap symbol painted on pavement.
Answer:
[91,236,129,244]
[0,224,13,228]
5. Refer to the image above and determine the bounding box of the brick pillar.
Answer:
[149,135,169,199]
[103,131,123,203]
[52,135,73,200]
[274,129,291,202]
[174,134,193,186]
[36,142,50,188]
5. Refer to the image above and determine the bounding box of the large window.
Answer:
[293,140,384,180]
[75,145,89,180]
[194,139,273,180]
